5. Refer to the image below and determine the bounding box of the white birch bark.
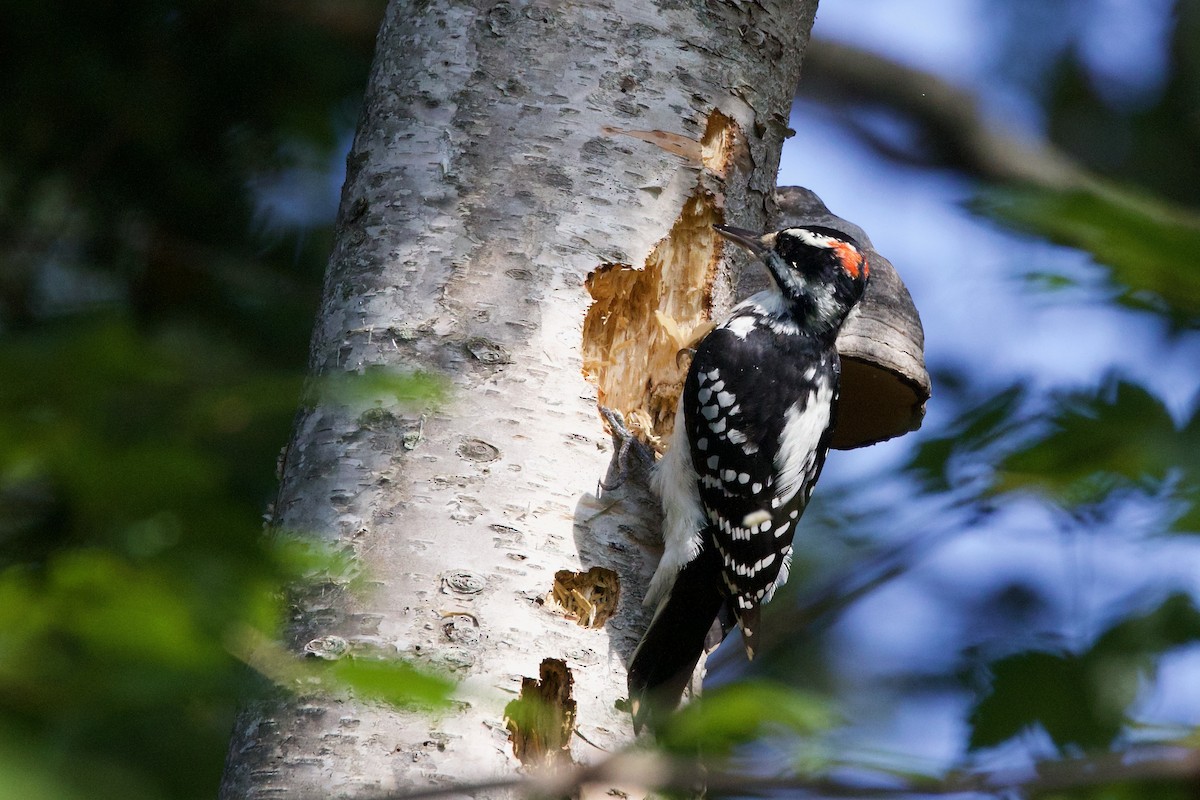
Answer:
[220,0,818,796]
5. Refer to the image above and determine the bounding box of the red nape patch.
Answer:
[832,242,868,279]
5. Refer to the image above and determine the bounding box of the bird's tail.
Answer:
[627,542,725,731]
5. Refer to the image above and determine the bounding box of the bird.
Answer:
[625,222,869,729]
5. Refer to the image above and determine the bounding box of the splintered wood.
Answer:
[551,566,621,629]
[582,111,744,447]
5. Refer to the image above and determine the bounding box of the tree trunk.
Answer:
[220,0,818,796]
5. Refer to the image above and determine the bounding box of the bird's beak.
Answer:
[713,224,774,256]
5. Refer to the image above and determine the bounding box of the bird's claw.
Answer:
[598,405,655,491]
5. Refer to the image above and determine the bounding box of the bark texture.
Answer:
[220,0,818,797]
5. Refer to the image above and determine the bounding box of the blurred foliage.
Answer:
[911,376,1200,527]
[659,681,833,756]
[995,381,1200,530]
[0,0,384,349]
[943,0,1200,789]
[316,364,451,408]
[908,383,1028,495]
[968,594,1200,751]
[1043,0,1200,208]
[0,0,387,797]
[228,626,455,710]
[0,318,303,799]
[0,316,451,798]
[977,185,1200,327]
[782,0,1200,794]
[1039,782,1196,800]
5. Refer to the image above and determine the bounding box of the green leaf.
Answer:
[975,184,1200,325]
[906,385,1027,493]
[1038,780,1195,800]
[994,382,1200,528]
[969,650,1130,751]
[997,383,1177,502]
[660,681,833,755]
[968,593,1200,751]
[312,366,448,409]
[328,658,455,709]
[0,729,91,800]
[225,626,455,711]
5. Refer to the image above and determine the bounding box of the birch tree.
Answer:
[221,1,825,796]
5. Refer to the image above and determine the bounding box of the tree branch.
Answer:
[799,38,1089,190]
[375,742,1200,800]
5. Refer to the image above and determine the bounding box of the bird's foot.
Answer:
[598,405,656,491]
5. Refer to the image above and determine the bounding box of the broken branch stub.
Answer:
[772,186,931,449]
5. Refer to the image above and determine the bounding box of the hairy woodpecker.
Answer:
[627,223,869,726]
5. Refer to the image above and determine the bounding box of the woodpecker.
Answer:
[626,223,869,727]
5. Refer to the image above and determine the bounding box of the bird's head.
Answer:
[715,224,869,333]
